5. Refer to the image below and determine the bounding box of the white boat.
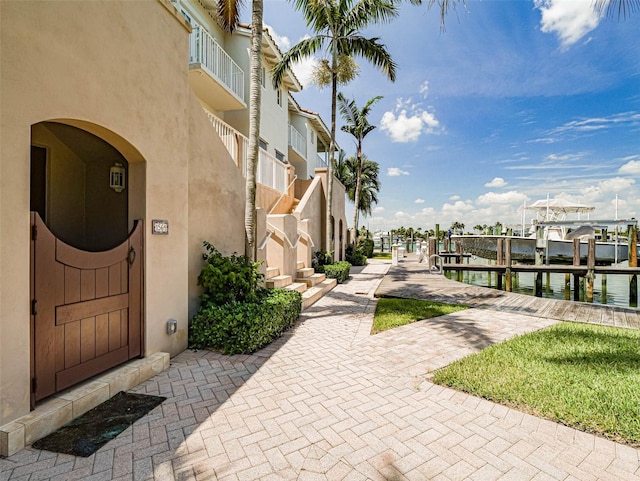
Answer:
[453,198,634,265]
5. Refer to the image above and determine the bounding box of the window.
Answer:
[311,131,315,144]
[260,66,266,88]
[275,150,285,162]
[259,139,267,151]
[277,89,282,107]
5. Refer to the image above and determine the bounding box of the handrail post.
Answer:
[573,238,581,301]
[505,238,512,292]
[586,238,595,302]
[629,224,637,306]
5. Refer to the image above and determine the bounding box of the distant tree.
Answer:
[338,92,383,245]
[333,155,381,220]
[474,224,483,234]
[450,221,465,234]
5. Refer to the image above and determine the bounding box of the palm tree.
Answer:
[337,92,382,244]
[272,0,398,258]
[594,0,639,19]
[217,0,263,261]
[333,155,381,220]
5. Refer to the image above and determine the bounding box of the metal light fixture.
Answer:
[109,162,126,193]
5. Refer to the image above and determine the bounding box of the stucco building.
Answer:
[0,0,347,456]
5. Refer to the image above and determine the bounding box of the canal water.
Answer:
[444,256,637,308]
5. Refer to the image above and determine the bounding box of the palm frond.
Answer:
[217,0,243,33]
[272,36,323,88]
[594,0,640,19]
[344,36,397,82]
[348,0,398,29]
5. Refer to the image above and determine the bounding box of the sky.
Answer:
[252,0,640,233]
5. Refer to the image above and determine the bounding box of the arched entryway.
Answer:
[29,120,146,407]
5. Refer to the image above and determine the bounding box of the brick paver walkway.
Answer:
[2,259,639,480]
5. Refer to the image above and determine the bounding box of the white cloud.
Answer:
[373,206,385,213]
[534,0,601,48]
[476,191,528,206]
[414,198,425,204]
[619,159,640,175]
[449,195,461,201]
[265,25,291,51]
[485,177,507,188]
[580,177,636,199]
[419,81,430,98]
[394,211,411,219]
[387,167,410,176]
[380,97,440,143]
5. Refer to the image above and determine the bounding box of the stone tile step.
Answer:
[266,266,280,279]
[284,282,307,293]
[295,273,326,287]
[0,352,170,457]
[297,261,305,270]
[302,278,337,310]
[266,275,292,289]
[296,267,315,278]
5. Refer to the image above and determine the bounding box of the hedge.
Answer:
[189,288,302,354]
[324,261,351,284]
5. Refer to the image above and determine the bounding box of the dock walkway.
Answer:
[376,254,640,330]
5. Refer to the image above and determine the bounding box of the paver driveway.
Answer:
[1,260,639,480]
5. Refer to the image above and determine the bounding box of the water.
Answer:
[444,256,638,307]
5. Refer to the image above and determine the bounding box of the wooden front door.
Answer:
[30,213,143,405]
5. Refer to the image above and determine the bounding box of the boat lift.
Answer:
[533,218,638,266]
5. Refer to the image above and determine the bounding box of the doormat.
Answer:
[32,391,166,457]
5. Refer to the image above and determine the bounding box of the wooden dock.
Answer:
[375,257,640,330]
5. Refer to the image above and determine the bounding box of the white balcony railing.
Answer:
[190,25,245,102]
[204,110,288,193]
[316,154,328,169]
[288,125,307,157]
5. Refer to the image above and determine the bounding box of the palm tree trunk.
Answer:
[352,144,363,246]
[245,0,263,262]
[327,72,337,260]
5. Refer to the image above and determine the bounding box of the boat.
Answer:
[453,198,635,265]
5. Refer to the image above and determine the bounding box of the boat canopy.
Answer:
[526,198,595,215]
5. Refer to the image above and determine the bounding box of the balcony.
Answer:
[204,110,290,194]
[288,124,307,158]
[189,25,246,111]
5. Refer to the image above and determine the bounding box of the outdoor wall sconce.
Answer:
[109,162,126,193]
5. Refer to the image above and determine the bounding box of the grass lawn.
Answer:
[372,297,467,334]
[371,251,392,260]
[433,322,640,446]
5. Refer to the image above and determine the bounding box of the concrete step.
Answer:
[295,272,326,287]
[296,267,315,278]
[297,261,305,270]
[284,282,307,293]
[266,266,280,280]
[266,275,291,289]
[302,278,337,310]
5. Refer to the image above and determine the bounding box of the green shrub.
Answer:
[312,250,334,273]
[345,245,367,266]
[190,242,302,354]
[189,289,302,354]
[358,238,374,258]
[324,261,351,283]
[197,241,263,306]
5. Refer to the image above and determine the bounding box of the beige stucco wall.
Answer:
[0,0,245,427]
[187,94,246,318]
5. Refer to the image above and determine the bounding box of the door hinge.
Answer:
[31,299,37,316]
[31,224,37,241]
[31,377,37,394]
